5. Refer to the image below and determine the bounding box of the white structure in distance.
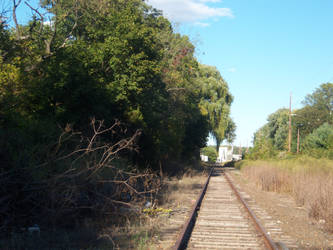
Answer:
[232,154,242,161]
[216,145,243,163]
[200,154,209,162]
[216,145,233,163]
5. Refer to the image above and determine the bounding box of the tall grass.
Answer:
[239,156,333,232]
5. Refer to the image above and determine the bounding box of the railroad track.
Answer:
[173,167,294,249]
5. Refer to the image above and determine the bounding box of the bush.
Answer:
[247,137,277,160]
[303,123,333,159]
[303,123,333,149]
[200,146,217,163]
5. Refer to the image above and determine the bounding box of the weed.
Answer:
[240,157,333,232]
[143,207,173,216]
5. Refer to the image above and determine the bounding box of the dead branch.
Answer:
[35,119,141,183]
[0,2,10,25]
[1,118,162,231]
[12,0,22,39]
[24,1,44,34]
[58,17,77,49]
[58,1,79,50]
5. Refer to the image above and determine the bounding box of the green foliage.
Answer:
[248,130,277,160]
[201,146,217,163]
[196,64,235,149]
[0,0,235,233]
[250,83,333,160]
[296,83,333,137]
[303,83,333,114]
[303,123,333,149]
[294,105,329,136]
[233,146,247,156]
[250,109,288,155]
[302,123,333,158]
[157,27,209,161]
[267,109,289,150]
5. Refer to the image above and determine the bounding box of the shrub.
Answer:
[201,146,217,163]
[303,123,333,151]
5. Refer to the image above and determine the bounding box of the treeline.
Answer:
[249,83,333,159]
[0,0,234,231]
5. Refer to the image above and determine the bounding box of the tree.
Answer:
[249,83,333,158]
[294,105,329,136]
[303,83,333,116]
[201,146,217,163]
[251,109,289,152]
[303,123,333,151]
[249,125,276,159]
[1,0,240,237]
[294,83,333,137]
[1,0,232,168]
[197,64,235,150]
[266,109,289,150]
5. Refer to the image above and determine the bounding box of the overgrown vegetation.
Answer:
[200,146,217,163]
[248,83,333,160]
[241,83,333,233]
[238,158,333,232]
[0,0,234,246]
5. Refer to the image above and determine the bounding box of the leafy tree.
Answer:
[266,109,289,150]
[250,84,333,158]
[303,83,333,117]
[293,105,329,136]
[303,123,333,150]
[233,146,247,156]
[294,83,333,137]
[0,0,237,233]
[197,64,235,150]
[201,146,217,163]
[249,125,277,159]
[251,109,288,152]
[0,0,236,169]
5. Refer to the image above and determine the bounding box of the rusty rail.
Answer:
[172,167,214,250]
[223,171,279,250]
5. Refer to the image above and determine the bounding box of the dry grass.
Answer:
[108,167,208,249]
[240,157,333,232]
[0,170,208,250]
[161,170,207,207]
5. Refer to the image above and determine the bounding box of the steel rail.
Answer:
[172,167,214,250]
[223,170,279,250]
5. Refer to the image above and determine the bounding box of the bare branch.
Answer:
[0,2,10,25]
[59,25,77,48]
[1,118,162,231]
[12,0,22,39]
[24,1,44,34]
[58,16,77,49]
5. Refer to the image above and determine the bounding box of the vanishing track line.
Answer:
[173,167,284,250]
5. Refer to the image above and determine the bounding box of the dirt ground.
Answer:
[147,171,208,249]
[230,168,333,249]
[147,166,333,249]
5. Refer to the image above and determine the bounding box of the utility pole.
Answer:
[288,93,292,153]
[297,128,300,154]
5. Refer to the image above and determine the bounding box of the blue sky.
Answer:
[148,0,333,146]
[6,0,333,147]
